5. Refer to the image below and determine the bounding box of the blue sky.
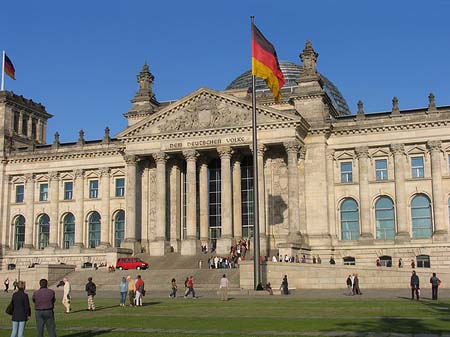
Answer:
[3,0,450,142]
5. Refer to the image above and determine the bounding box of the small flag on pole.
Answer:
[252,24,285,102]
[4,53,16,80]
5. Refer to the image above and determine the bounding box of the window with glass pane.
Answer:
[411,156,424,178]
[88,211,101,248]
[64,181,73,200]
[38,214,50,249]
[14,215,25,250]
[115,178,125,197]
[63,213,75,249]
[241,157,254,238]
[31,119,37,140]
[39,183,48,201]
[375,159,388,181]
[22,116,28,136]
[89,180,99,199]
[13,112,19,133]
[343,256,356,265]
[209,159,221,240]
[340,162,353,183]
[182,170,187,240]
[375,196,395,240]
[411,194,432,238]
[114,210,125,247]
[416,254,430,268]
[340,198,359,240]
[15,185,24,203]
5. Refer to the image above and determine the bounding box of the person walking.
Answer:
[169,278,177,299]
[4,277,9,292]
[13,279,18,292]
[85,277,96,311]
[430,272,441,300]
[345,275,353,295]
[119,277,127,306]
[353,273,362,295]
[219,274,229,301]
[185,276,196,298]
[281,275,289,295]
[127,276,135,306]
[8,281,31,337]
[410,270,420,300]
[135,275,145,306]
[61,277,71,314]
[32,279,56,337]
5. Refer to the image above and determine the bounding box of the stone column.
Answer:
[325,149,336,242]
[36,119,42,143]
[18,112,23,136]
[356,146,373,241]
[181,150,198,255]
[391,143,410,242]
[24,173,35,248]
[298,147,308,242]
[256,144,268,254]
[217,146,233,254]
[427,141,447,239]
[169,160,181,252]
[232,154,242,240]
[74,169,84,247]
[48,171,59,247]
[284,140,300,242]
[27,117,32,138]
[123,155,139,251]
[199,156,209,244]
[150,152,169,256]
[99,167,111,247]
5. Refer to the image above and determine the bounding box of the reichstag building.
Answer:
[1,41,449,269]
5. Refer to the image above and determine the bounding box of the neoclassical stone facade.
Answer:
[1,42,450,269]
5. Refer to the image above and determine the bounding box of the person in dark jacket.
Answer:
[353,273,362,295]
[9,281,31,337]
[32,279,56,337]
[281,275,289,295]
[410,270,420,300]
[85,277,96,311]
[430,272,440,300]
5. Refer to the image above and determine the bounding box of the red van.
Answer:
[116,257,149,270]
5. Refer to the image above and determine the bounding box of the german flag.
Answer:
[252,24,285,102]
[4,54,15,80]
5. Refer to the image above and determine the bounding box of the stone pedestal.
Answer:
[433,231,449,243]
[181,239,198,256]
[170,239,181,253]
[216,236,233,255]
[120,240,141,254]
[149,240,169,256]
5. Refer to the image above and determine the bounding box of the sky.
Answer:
[2,0,450,143]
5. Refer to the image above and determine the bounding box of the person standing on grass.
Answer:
[430,272,441,300]
[4,277,9,292]
[410,270,420,300]
[346,275,353,296]
[85,277,96,311]
[61,277,71,314]
[185,276,196,298]
[281,275,289,295]
[169,278,177,298]
[219,274,229,301]
[32,279,56,337]
[135,275,145,306]
[8,281,31,337]
[119,277,128,306]
[353,273,362,295]
[127,276,135,306]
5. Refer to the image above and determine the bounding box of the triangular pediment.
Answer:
[370,148,390,158]
[117,88,301,139]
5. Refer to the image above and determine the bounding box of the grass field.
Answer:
[0,296,449,336]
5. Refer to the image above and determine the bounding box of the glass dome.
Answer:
[226,61,351,116]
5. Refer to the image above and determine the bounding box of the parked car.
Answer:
[116,257,149,270]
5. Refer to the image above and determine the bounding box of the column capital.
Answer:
[24,173,34,183]
[73,169,84,179]
[283,140,300,154]
[390,143,405,155]
[49,171,59,182]
[326,149,335,161]
[355,146,369,159]
[427,140,442,153]
[298,146,306,160]
[153,151,168,164]
[123,154,139,165]
[217,146,233,159]
[183,149,199,162]
[99,167,111,177]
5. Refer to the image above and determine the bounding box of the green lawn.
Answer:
[0,296,449,336]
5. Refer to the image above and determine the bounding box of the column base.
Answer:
[120,240,141,254]
[433,230,448,242]
[181,238,198,256]
[395,232,411,244]
[149,240,170,256]
[216,236,233,255]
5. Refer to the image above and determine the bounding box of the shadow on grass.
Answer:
[70,305,118,313]
[62,329,113,337]
[142,301,161,306]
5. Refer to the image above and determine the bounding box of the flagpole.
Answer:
[1,50,5,91]
[250,16,262,290]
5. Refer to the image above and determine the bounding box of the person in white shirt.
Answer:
[219,274,229,301]
[272,256,277,262]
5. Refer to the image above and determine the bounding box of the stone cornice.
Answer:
[6,149,123,164]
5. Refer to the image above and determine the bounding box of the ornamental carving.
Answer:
[217,146,233,159]
[326,149,335,161]
[426,140,442,153]
[73,169,84,179]
[298,147,306,160]
[390,143,405,155]
[183,149,199,162]
[123,154,139,165]
[355,146,369,159]
[24,173,34,183]
[283,140,300,154]
[152,152,168,164]
[99,167,111,177]
[49,171,59,181]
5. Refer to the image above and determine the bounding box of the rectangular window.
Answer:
[13,112,19,133]
[115,178,125,197]
[22,116,28,136]
[39,183,48,201]
[340,162,353,183]
[411,156,424,178]
[64,181,73,200]
[89,180,99,199]
[15,185,24,203]
[375,159,388,181]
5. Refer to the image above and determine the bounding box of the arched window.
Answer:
[411,194,432,239]
[63,213,75,249]
[340,198,359,240]
[38,214,50,249]
[114,210,125,247]
[88,212,101,248]
[14,215,25,250]
[375,196,395,240]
